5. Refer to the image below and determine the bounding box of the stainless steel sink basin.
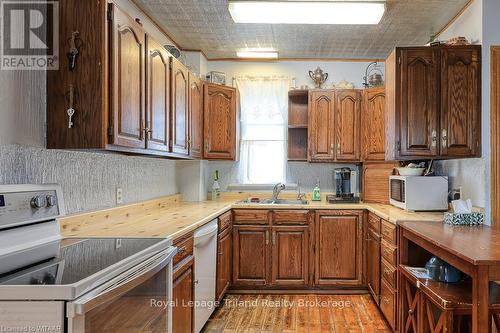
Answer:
[239,198,308,205]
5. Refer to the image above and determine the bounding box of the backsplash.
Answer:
[434,158,486,208]
[0,145,178,214]
[205,160,360,194]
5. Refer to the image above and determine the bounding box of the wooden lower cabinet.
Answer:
[314,211,364,286]
[172,256,194,333]
[216,225,232,301]
[232,225,270,286]
[367,227,381,304]
[380,277,397,331]
[271,226,309,287]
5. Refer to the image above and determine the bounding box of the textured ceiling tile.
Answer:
[133,0,470,59]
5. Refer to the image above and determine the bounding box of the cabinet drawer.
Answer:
[367,212,381,233]
[380,278,397,330]
[218,211,232,231]
[381,239,397,266]
[173,236,194,267]
[233,209,269,225]
[381,219,397,244]
[273,210,309,225]
[381,258,397,289]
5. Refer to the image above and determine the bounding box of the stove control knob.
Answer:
[30,195,47,209]
[46,195,57,207]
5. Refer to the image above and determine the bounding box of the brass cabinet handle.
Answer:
[266,230,269,245]
[431,129,437,147]
[442,129,448,148]
[272,231,276,245]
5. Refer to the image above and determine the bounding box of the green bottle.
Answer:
[312,178,321,201]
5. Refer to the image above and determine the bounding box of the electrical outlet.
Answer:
[115,238,122,249]
[116,187,123,204]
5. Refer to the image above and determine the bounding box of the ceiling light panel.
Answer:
[228,1,385,25]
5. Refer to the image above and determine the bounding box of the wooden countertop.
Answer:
[60,193,446,241]
[400,221,500,265]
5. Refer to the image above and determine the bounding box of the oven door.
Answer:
[67,247,176,333]
[389,178,406,209]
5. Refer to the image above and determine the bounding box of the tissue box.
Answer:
[443,212,484,225]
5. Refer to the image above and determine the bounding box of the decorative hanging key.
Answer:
[66,85,75,129]
[67,31,80,71]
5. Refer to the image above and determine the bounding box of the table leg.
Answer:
[472,265,490,332]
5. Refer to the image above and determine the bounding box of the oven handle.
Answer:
[67,246,177,316]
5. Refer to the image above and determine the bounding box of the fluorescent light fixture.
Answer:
[228,1,385,25]
[236,50,279,58]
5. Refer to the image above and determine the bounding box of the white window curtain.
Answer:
[235,76,291,184]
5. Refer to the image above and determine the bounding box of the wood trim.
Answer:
[208,57,385,63]
[492,46,500,231]
[181,48,208,60]
[434,0,475,39]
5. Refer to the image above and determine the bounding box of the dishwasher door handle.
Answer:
[194,224,218,246]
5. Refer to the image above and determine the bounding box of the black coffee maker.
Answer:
[328,168,360,203]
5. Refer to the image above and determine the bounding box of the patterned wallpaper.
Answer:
[0,145,178,214]
[205,160,360,194]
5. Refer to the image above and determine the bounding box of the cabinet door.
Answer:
[203,84,237,160]
[308,90,335,161]
[146,37,170,152]
[440,46,481,157]
[314,211,363,286]
[216,227,232,301]
[171,58,189,155]
[110,4,146,149]
[362,88,386,161]
[335,90,361,161]
[399,48,440,158]
[271,226,309,287]
[189,73,203,158]
[172,257,194,333]
[366,228,381,304]
[232,226,270,286]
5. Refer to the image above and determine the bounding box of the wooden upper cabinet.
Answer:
[308,90,335,161]
[399,48,440,158]
[362,88,386,161]
[188,73,203,158]
[440,46,481,157]
[271,226,309,287]
[171,58,189,155]
[146,36,170,152]
[386,46,481,160]
[314,211,363,286]
[203,84,237,160]
[232,225,270,286]
[335,90,361,161]
[110,4,146,149]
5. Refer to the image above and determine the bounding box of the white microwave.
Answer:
[389,175,449,211]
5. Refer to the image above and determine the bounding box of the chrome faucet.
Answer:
[271,183,286,202]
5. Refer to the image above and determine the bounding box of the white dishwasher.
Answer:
[193,219,218,333]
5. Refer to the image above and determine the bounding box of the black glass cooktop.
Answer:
[0,238,166,286]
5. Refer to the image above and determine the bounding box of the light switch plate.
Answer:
[116,188,123,204]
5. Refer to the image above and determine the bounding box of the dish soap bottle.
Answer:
[212,170,221,200]
[312,178,321,201]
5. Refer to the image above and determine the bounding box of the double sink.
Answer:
[239,198,309,205]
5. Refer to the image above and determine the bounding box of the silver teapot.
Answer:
[308,67,328,88]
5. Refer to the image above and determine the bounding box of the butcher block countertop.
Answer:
[59,193,445,240]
